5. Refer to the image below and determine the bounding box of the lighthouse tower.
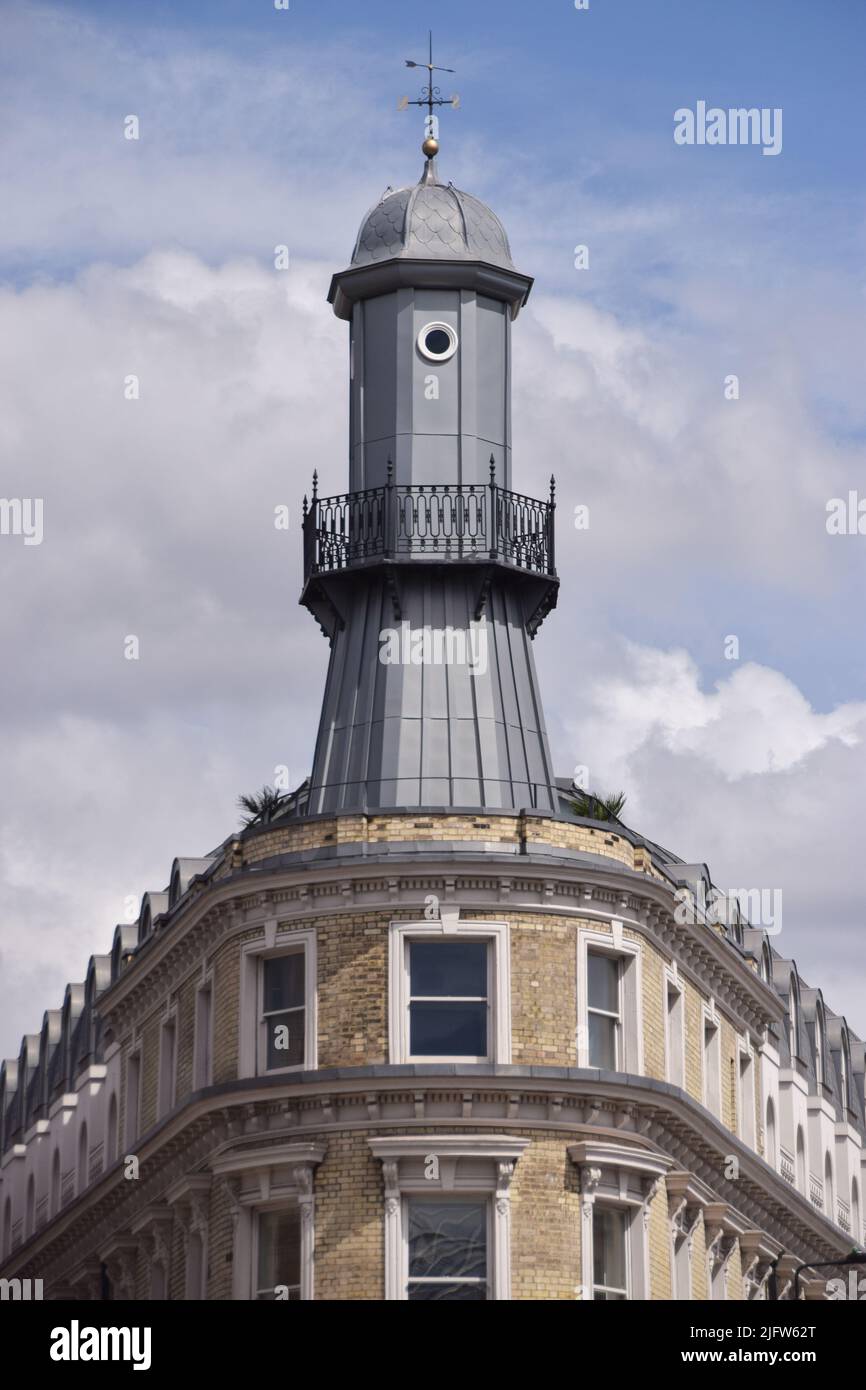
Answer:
[301,89,559,814]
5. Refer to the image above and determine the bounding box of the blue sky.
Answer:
[1,0,866,1050]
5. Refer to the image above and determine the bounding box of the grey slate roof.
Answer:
[350,158,515,270]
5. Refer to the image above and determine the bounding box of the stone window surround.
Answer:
[157,1004,178,1121]
[193,967,215,1091]
[167,1173,212,1300]
[388,917,512,1066]
[130,1204,175,1300]
[703,1200,747,1302]
[239,923,317,1079]
[369,1134,528,1301]
[667,1171,711,1300]
[211,1141,325,1301]
[569,1140,671,1301]
[701,1000,722,1118]
[576,923,643,1073]
[738,1036,757,1148]
[664,962,686,1090]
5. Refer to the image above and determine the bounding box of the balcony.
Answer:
[302,463,556,583]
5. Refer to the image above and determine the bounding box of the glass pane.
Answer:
[408,1200,487,1281]
[265,1009,305,1069]
[410,1001,486,1056]
[257,1209,301,1296]
[587,953,619,1014]
[410,942,486,998]
[263,954,304,1013]
[593,1206,627,1295]
[409,1283,487,1300]
[588,1011,617,1069]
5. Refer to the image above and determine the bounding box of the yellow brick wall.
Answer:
[314,1129,384,1300]
[648,1181,673,1298]
[139,1014,161,1135]
[509,915,577,1065]
[510,1135,582,1299]
[175,975,197,1105]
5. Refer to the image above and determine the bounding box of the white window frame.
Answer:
[211,1142,324,1301]
[239,925,317,1079]
[388,919,511,1065]
[738,1039,756,1148]
[664,963,685,1089]
[369,1135,527,1300]
[193,970,214,1090]
[569,1140,671,1301]
[577,924,642,1073]
[702,1004,722,1117]
[591,1202,630,1300]
[253,1203,303,1300]
[157,1008,177,1120]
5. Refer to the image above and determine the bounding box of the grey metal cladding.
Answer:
[350,167,515,271]
[306,570,557,814]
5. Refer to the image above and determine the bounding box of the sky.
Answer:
[1,0,865,1055]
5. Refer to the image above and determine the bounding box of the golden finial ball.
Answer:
[422,137,440,158]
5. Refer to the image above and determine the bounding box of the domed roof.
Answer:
[350,159,515,270]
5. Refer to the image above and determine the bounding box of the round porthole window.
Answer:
[417,321,458,362]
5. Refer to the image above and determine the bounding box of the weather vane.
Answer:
[398,31,460,159]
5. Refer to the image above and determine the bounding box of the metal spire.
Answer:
[398,31,460,160]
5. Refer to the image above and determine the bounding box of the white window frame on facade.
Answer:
[569,1141,671,1301]
[239,924,317,1079]
[667,1172,712,1300]
[211,1142,325,1301]
[157,1007,177,1120]
[702,1003,722,1118]
[576,923,642,1073]
[388,918,511,1065]
[664,963,685,1090]
[167,1174,212,1301]
[369,1134,527,1300]
[703,1202,743,1302]
[738,1038,756,1148]
[193,969,214,1090]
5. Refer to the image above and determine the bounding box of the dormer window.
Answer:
[814,1004,825,1089]
[418,322,458,362]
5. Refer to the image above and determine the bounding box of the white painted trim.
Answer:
[193,970,214,1091]
[664,963,686,1090]
[212,1142,325,1301]
[577,925,643,1072]
[369,1135,527,1300]
[569,1142,670,1300]
[702,1003,722,1118]
[239,928,317,1079]
[388,919,511,1065]
[157,1008,178,1120]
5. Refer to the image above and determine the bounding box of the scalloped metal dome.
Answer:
[350,159,515,270]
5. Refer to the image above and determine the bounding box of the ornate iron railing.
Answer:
[303,461,556,580]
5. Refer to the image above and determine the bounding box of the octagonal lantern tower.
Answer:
[300,143,559,814]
